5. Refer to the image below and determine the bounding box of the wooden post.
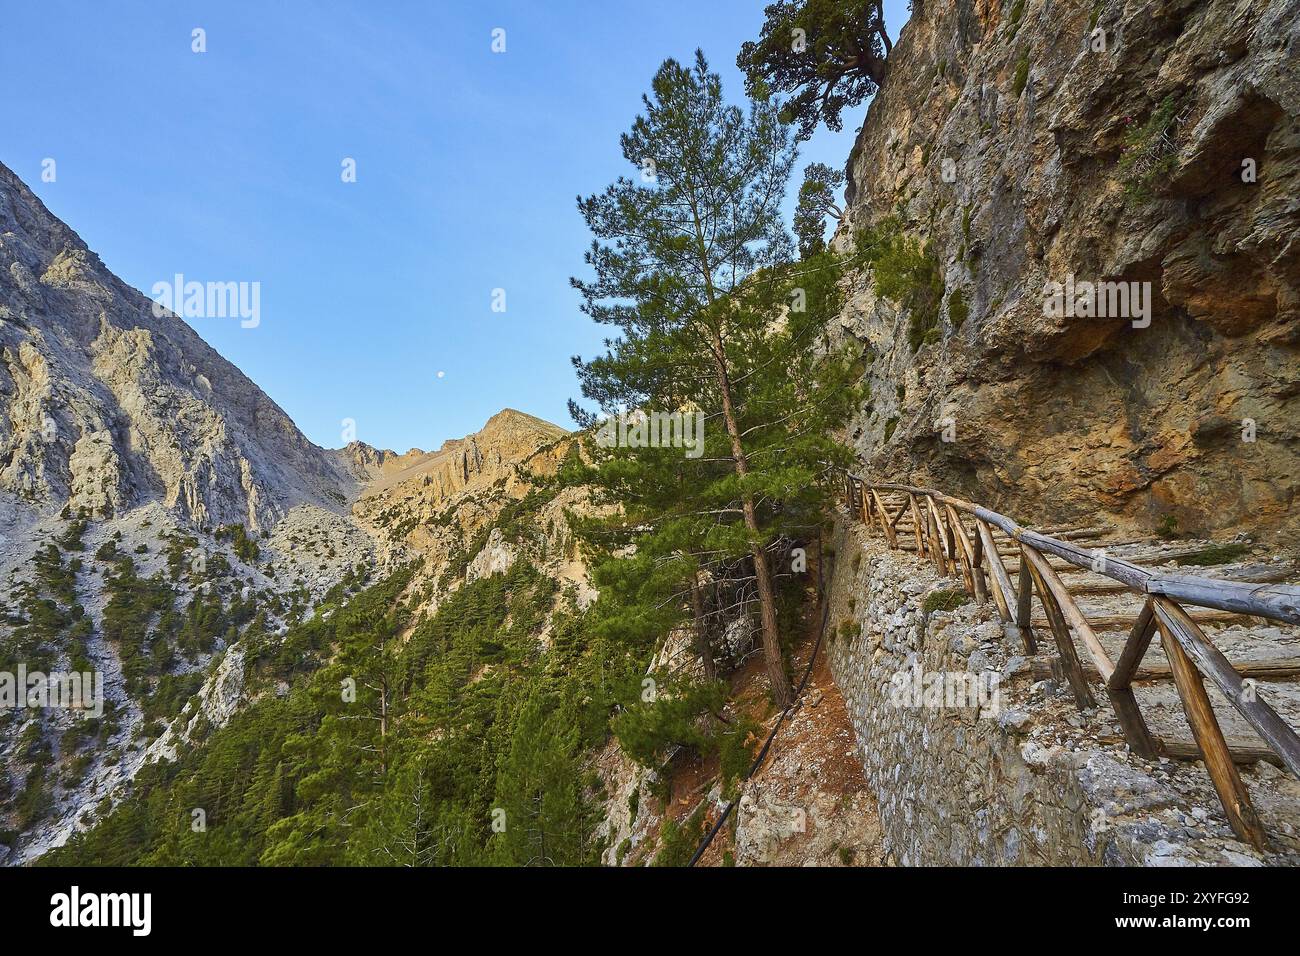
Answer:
[1153,598,1300,780]
[976,519,1032,653]
[859,483,874,532]
[926,496,952,576]
[1111,599,1157,689]
[927,499,948,575]
[907,493,927,556]
[946,504,988,604]
[1022,546,1095,709]
[1021,548,1115,681]
[1157,612,1269,852]
[871,490,898,549]
[948,511,976,595]
[889,502,908,533]
[1015,556,1037,652]
[1106,599,1160,759]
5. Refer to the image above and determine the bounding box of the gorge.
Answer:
[1,0,1297,871]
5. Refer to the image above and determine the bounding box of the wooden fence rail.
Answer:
[842,474,1300,852]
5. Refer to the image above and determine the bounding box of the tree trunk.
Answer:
[690,571,718,683]
[708,333,792,710]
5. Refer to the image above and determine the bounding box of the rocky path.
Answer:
[865,488,1300,854]
[695,553,887,867]
[873,490,1300,764]
[722,631,886,866]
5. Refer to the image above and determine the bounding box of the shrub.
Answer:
[923,588,970,613]
[718,718,760,796]
[856,217,945,352]
[947,288,969,329]
[651,804,706,867]
[1119,95,1181,201]
[1012,49,1030,97]
[611,679,727,767]
[216,523,260,563]
[1175,542,1250,567]
[58,513,88,551]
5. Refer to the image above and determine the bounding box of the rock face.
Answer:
[833,0,1299,541]
[0,161,357,532]
[352,407,578,588]
[358,408,569,508]
[464,527,518,583]
[332,442,429,484]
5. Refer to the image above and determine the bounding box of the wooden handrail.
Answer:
[863,479,1300,624]
[843,473,1300,852]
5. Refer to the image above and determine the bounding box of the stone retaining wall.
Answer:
[824,518,1296,866]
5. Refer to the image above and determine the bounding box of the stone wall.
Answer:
[824,516,1298,866]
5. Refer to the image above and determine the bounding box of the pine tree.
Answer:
[260,596,404,865]
[737,0,893,141]
[571,52,862,709]
[490,692,597,866]
[794,162,846,257]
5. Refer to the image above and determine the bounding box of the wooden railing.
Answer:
[843,474,1300,852]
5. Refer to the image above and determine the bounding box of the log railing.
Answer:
[843,474,1300,852]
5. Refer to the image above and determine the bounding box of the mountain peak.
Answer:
[357,408,567,504]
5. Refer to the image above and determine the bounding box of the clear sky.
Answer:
[2,0,910,452]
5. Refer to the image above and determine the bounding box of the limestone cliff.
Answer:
[351,408,592,607]
[0,160,357,533]
[833,0,1299,542]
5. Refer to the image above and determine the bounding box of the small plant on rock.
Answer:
[923,588,970,614]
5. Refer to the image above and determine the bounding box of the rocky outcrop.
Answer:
[464,527,518,583]
[352,408,575,587]
[0,161,357,532]
[143,645,248,766]
[833,0,1299,542]
[357,408,568,507]
[332,441,428,484]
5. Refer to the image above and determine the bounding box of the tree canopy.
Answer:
[793,161,847,257]
[737,0,892,141]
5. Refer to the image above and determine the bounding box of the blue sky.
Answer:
[2,0,910,452]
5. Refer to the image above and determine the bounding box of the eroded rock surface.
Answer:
[833,0,1299,541]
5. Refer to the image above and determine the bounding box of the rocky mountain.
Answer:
[0,159,592,862]
[831,0,1299,542]
[351,406,594,609]
[333,441,429,484]
[0,161,358,534]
